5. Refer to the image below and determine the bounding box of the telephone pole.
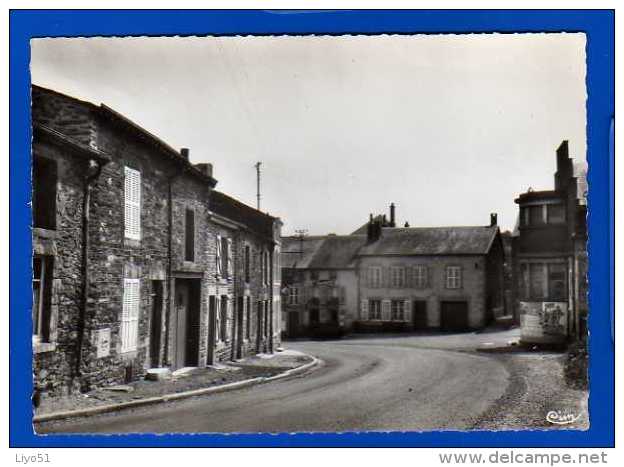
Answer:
[255,162,262,210]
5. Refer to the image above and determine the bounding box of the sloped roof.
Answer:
[281,236,327,269]
[358,226,499,256]
[307,235,367,269]
[210,190,278,240]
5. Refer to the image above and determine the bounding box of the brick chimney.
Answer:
[490,213,498,227]
[389,203,396,227]
[180,148,190,160]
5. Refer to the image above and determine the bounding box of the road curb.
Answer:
[33,356,321,424]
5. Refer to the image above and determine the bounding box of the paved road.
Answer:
[38,333,512,434]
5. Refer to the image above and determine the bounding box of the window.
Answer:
[219,296,228,342]
[121,278,140,352]
[529,263,546,299]
[391,267,406,288]
[264,250,270,285]
[528,205,544,226]
[547,204,566,224]
[369,299,382,320]
[32,256,53,343]
[391,300,405,321]
[217,236,230,279]
[520,262,567,301]
[548,264,567,300]
[310,270,319,282]
[124,166,141,240]
[369,267,382,288]
[245,296,251,340]
[289,287,299,305]
[184,209,195,262]
[520,207,529,227]
[446,266,462,289]
[32,157,57,230]
[413,265,428,288]
[244,245,251,283]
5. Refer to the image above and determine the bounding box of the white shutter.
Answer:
[226,238,233,279]
[404,299,412,323]
[360,300,369,321]
[121,279,140,352]
[216,235,222,277]
[124,167,141,240]
[382,299,391,321]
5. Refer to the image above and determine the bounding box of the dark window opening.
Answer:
[221,237,229,277]
[528,205,544,226]
[244,245,251,283]
[185,209,195,262]
[219,296,228,342]
[547,204,566,224]
[33,157,58,230]
[32,255,53,343]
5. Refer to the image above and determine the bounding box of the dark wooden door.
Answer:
[288,311,299,337]
[440,301,469,331]
[150,280,163,368]
[413,300,428,330]
[206,295,216,365]
[236,296,244,359]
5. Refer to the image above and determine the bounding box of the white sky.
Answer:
[30,34,586,235]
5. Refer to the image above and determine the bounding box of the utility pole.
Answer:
[255,162,262,210]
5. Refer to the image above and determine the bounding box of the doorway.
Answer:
[149,280,164,368]
[440,301,469,332]
[174,278,201,368]
[412,300,428,330]
[236,296,244,359]
[206,295,217,365]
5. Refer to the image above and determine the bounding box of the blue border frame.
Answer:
[9,9,614,447]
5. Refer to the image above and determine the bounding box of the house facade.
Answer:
[281,206,505,337]
[31,85,281,396]
[281,235,364,337]
[512,140,588,344]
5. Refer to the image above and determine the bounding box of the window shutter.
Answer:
[124,167,141,240]
[360,300,369,321]
[226,238,233,279]
[121,279,140,352]
[404,299,412,323]
[216,235,222,277]
[382,267,389,288]
[381,299,391,321]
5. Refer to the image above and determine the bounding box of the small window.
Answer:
[369,299,382,320]
[310,270,319,282]
[547,204,566,224]
[528,205,544,226]
[369,267,382,288]
[32,157,57,230]
[446,266,462,289]
[391,300,405,321]
[413,265,428,288]
[289,287,299,305]
[32,256,53,343]
[184,209,195,262]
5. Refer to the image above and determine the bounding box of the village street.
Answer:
[36,329,588,434]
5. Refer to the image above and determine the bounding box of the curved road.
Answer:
[38,337,511,434]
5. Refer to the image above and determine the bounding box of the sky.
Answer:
[30,34,587,235]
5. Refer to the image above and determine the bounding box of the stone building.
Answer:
[31,85,281,396]
[281,205,505,337]
[512,140,588,344]
[281,235,365,337]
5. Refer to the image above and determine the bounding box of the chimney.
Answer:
[194,163,213,178]
[389,203,396,227]
[180,148,190,160]
[366,215,382,243]
[490,213,498,227]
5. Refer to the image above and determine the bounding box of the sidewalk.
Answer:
[34,350,316,422]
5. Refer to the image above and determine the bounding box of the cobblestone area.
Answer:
[474,352,589,431]
[35,351,313,417]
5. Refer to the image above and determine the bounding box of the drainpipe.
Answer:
[75,159,105,382]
